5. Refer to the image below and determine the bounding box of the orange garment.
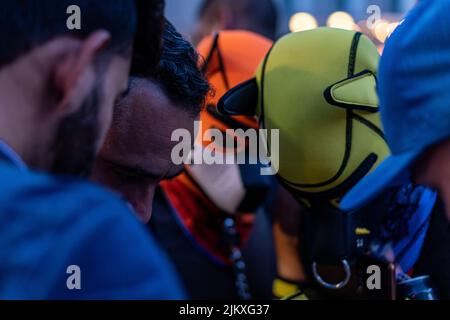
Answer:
[161,31,272,265]
[161,176,254,265]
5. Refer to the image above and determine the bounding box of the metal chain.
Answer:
[223,217,252,300]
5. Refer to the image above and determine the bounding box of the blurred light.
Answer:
[387,22,400,37]
[289,12,318,33]
[327,11,355,30]
[374,20,390,43]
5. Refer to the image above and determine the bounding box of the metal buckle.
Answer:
[312,260,351,290]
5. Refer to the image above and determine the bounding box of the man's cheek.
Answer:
[96,102,114,150]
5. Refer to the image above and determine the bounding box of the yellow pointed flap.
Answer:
[327,71,379,112]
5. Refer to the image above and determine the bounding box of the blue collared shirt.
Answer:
[0,140,27,171]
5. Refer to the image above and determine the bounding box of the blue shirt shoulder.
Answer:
[0,163,184,299]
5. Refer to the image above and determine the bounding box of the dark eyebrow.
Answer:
[105,160,161,181]
[104,158,186,182]
[128,166,161,180]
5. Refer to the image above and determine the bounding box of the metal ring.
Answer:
[312,260,352,290]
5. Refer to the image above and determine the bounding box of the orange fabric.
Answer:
[197,31,273,133]
[161,177,254,265]
[197,30,273,105]
[161,31,273,264]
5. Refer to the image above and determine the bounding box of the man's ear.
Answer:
[53,30,111,112]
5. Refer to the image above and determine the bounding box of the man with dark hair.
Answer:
[0,0,184,299]
[192,0,278,44]
[132,0,166,75]
[148,31,276,300]
[91,21,210,222]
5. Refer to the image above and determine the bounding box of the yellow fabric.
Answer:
[283,292,309,300]
[249,28,389,202]
[355,227,371,236]
[273,278,300,299]
[330,72,379,109]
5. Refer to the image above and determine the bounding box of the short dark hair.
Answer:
[0,0,138,68]
[132,20,210,116]
[198,0,278,40]
[131,0,166,76]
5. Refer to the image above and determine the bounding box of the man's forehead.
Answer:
[125,78,194,125]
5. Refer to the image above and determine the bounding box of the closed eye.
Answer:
[105,160,159,181]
